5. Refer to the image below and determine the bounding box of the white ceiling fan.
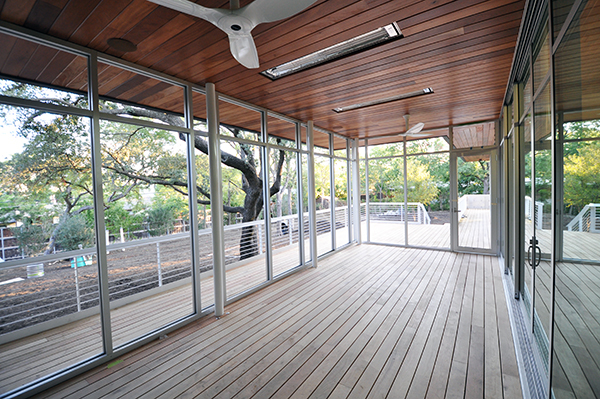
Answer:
[400,114,429,137]
[147,0,319,69]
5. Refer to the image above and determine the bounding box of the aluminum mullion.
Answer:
[403,138,409,246]
[352,139,362,244]
[260,111,274,281]
[88,52,113,354]
[365,138,370,242]
[306,121,318,267]
[329,133,336,251]
[0,94,93,118]
[295,122,305,266]
[185,85,202,313]
[206,83,226,317]
[98,112,189,134]
[346,140,352,244]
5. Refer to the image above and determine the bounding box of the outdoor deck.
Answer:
[367,209,492,250]
[2,244,522,398]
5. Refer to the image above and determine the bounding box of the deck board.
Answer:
[2,245,524,399]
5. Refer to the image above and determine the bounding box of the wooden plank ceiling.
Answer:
[0,0,525,147]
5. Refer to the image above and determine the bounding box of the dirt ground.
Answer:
[0,238,206,335]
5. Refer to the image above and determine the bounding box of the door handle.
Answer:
[528,237,541,269]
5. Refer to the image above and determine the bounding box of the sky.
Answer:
[0,111,26,162]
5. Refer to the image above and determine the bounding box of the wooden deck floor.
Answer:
[367,208,492,250]
[26,245,521,399]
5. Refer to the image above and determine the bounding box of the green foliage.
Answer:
[406,159,439,206]
[564,141,600,211]
[457,158,490,196]
[55,214,95,251]
[365,144,442,207]
[11,219,52,256]
[146,204,175,237]
[104,202,144,234]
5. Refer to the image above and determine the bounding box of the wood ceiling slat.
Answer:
[87,0,158,53]
[243,24,520,110]
[37,51,81,89]
[19,45,59,81]
[68,0,135,47]
[121,13,196,66]
[0,0,36,25]
[241,18,519,101]
[195,0,462,84]
[126,1,232,71]
[0,33,18,72]
[215,1,523,97]
[1,38,38,77]
[24,0,69,33]
[120,6,178,46]
[52,55,87,89]
[48,0,101,40]
[273,52,515,133]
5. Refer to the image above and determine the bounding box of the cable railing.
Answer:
[0,208,353,339]
[567,203,600,233]
[367,202,431,224]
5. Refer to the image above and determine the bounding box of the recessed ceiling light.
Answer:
[107,38,138,53]
[333,88,434,113]
[260,22,403,80]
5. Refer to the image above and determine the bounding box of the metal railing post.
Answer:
[156,242,162,287]
[206,82,226,316]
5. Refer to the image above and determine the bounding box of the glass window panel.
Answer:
[313,130,330,155]
[457,154,492,250]
[100,121,194,348]
[192,90,208,134]
[334,158,350,248]
[315,155,333,256]
[98,62,184,126]
[524,73,532,116]
[407,153,450,248]
[220,141,268,298]
[300,125,308,151]
[270,148,301,276]
[333,136,347,158]
[0,33,88,109]
[533,24,551,93]
[368,141,404,158]
[553,3,600,398]
[406,134,450,154]
[360,159,367,242]
[367,156,405,245]
[218,100,262,141]
[301,153,310,263]
[552,0,577,41]
[267,114,296,148]
[0,109,102,394]
[194,144,213,310]
[453,122,496,149]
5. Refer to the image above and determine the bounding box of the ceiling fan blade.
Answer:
[147,0,224,24]
[406,122,425,135]
[405,132,432,138]
[240,0,319,25]
[228,34,260,69]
